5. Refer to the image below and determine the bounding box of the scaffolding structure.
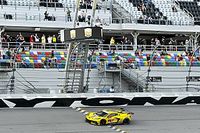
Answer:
[97,61,122,93]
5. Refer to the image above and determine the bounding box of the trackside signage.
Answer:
[0,93,200,108]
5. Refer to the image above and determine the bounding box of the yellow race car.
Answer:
[85,108,133,125]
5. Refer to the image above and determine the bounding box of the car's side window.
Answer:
[108,113,118,118]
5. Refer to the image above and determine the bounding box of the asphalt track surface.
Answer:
[0,106,200,133]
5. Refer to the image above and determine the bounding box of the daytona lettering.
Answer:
[0,96,199,108]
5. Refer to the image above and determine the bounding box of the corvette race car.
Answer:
[85,108,133,125]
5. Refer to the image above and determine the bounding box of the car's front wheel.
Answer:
[100,119,106,125]
[123,118,130,125]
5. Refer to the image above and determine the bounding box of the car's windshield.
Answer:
[96,111,108,117]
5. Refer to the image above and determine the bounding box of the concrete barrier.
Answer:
[0,92,200,108]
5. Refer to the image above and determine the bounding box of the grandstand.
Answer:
[0,0,200,94]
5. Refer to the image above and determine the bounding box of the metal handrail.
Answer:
[174,0,194,25]
[1,42,67,50]
[121,67,155,92]
[113,0,132,21]
[1,42,190,52]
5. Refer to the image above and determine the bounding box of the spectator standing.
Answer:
[29,34,34,49]
[52,35,56,43]
[44,11,49,21]
[52,35,57,49]
[47,35,52,43]
[2,33,8,42]
[41,34,46,49]
[95,16,102,27]
[52,58,58,68]
[34,34,40,43]
[150,38,155,50]
[47,35,52,49]
[81,11,86,22]
[43,57,49,69]
[169,38,174,51]
[6,48,11,59]
[18,33,24,49]
[51,50,54,58]
[34,34,40,48]
[161,36,165,45]
[121,36,125,45]
[169,38,174,45]
[185,39,189,52]
[67,8,72,22]
[109,86,115,93]
[172,5,177,12]
[141,2,146,12]
[124,37,132,45]
[57,34,61,43]
[110,37,115,45]
[19,33,24,42]
[155,38,161,46]
[15,35,20,48]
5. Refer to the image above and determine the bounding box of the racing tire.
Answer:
[123,118,130,125]
[100,119,106,125]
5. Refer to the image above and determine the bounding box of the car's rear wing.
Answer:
[128,112,134,115]
[119,108,134,115]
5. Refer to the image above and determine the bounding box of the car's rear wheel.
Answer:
[100,119,106,125]
[123,118,130,125]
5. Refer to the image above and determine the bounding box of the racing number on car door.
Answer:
[107,113,119,123]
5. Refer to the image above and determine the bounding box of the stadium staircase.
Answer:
[63,44,89,93]
[0,59,14,94]
[176,0,200,25]
[115,0,143,21]
[114,0,195,25]
[112,0,133,23]
[115,0,171,24]
[0,72,10,94]
[152,0,194,25]
[121,68,153,92]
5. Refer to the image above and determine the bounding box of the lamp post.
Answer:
[186,46,200,92]
[10,41,25,94]
[73,0,81,28]
[90,0,98,27]
[0,27,5,49]
[145,45,159,92]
